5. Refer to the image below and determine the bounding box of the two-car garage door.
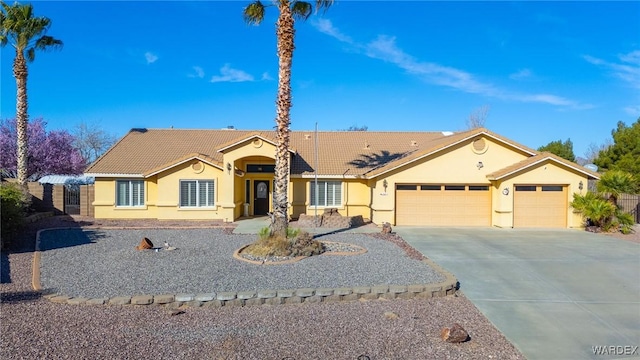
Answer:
[395,184,491,226]
[395,183,568,228]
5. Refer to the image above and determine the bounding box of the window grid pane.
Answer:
[310,181,341,207]
[116,180,144,207]
[180,180,214,207]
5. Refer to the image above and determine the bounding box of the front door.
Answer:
[254,181,269,215]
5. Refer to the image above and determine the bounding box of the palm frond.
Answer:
[314,0,334,14]
[243,1,266,25]
[34,34,62,50]
[291,1,312,20]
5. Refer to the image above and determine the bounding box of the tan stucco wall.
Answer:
[490,160,588,228]
[297,179,371,220]
[93,177,158,219]
[92,134,589,227]
[370,136,530,225]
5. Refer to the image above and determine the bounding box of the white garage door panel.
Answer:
[396,185,490,226]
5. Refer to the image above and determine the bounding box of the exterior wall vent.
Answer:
[442,131,454,136]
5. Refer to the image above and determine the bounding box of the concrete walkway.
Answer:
[396,227,640,360]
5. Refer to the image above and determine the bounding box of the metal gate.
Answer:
[64,187,80,215]
[619,194,640,224]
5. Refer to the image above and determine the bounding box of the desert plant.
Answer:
[616,211,635,234]
[597,170,638,206]
[243,228,324,258]
[571,191,636,233]
[1,181,27,247]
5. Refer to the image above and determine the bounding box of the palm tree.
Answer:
[244,0,333,237]
[596,170,638,207]
[0,2,62,189]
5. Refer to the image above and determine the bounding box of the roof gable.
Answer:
[143,153,221,178]
[365,128,538,178]
[486,152,600,180]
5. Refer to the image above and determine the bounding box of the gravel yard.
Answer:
[38,229,445,298]
[0,216,528,359]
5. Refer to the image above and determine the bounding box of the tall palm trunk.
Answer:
[13,50,29,190]
[270,1,295,237]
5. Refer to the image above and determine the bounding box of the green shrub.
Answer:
[1,182,27,247]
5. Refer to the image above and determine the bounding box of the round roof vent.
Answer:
[472,138,488,154]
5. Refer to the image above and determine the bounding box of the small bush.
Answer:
[1,182,27,247]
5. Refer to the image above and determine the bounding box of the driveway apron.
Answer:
[397,227,640,360]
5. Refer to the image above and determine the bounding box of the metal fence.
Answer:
[619,194,640,224]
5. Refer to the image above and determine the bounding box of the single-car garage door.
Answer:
[395,184,491,226]
[513,185,567,228]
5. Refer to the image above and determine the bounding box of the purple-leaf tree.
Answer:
[0,118,86,181]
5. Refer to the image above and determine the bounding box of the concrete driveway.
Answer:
[396,227,640,360]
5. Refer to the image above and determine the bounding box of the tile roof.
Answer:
[85,127,598,180]
[85,128,449,177]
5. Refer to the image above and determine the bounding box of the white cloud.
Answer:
[145,52,158,64]
[313,21,591,109]
[364,35,500,96]
[584,50,640,89]
[310,18,353,44]
[188,66,205,78]
[210,64,254,83]
[623,105,640,116]
[261,72,273,81]
[509,68,533,81]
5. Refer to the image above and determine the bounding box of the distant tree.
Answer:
[594,119,640,179]
[0,118,85,180]
[1,2,63,188]
[537,138,576,162]
[73,121,117,164]
[465,105,490,129]
[345,125,368,131]
[580,140,613,166]
[243,0,334,238]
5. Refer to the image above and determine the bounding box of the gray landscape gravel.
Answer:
[1,216,527,359]
[38,229,445,298]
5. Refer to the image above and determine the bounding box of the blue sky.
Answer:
[1,1,639,159]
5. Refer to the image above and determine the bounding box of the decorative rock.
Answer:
[381,222,392,234]
[441,323,470,343]
[277,289,295,298]
[175,294,195,302]
[295,288,315,297]
[216,292,237,301]
[371,285,389,294]
[202,299,224,308]
[85,297,108,305]
[108,296,131,305]
[334,288,352,296]
[67,297,89,305]
[131,295,154,305]
[257,290,277,299]
[389,285,407,294]
[237,291,256,300]
[153,294,175,304]
[245,298,264,306]
[384,311,399,320]
[315,288,334,297]
[195,293,216,302]
[353,286,371,294]
[264,297,283,306]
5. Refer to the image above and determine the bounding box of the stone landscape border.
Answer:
[32,228,459,308]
